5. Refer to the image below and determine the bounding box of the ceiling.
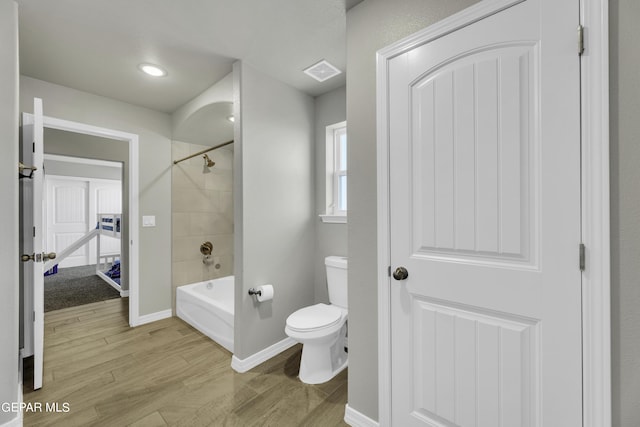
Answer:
[17,0,364,114]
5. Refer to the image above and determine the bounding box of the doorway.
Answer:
[21,99,139,391]
[36,115,140,325]
[43,154,124,311]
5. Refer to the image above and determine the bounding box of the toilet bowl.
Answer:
[285,256,348,384]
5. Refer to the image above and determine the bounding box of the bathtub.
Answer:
[176,276,234,353]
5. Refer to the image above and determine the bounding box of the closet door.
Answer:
[46,177,89,268]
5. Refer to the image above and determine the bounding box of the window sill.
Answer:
[319,214,347,224]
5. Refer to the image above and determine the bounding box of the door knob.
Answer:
[392,266,409,280]
[43,252,56,261]
[20,252,57,262]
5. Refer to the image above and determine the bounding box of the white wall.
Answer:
[233,61,315,359]
[0,1,20,425]
[20,76,172,316]
[345,0,479,420]
[314,86,347,303]
[43,131,127,190]
[172,72,233,135]
[610,0,640,425]
[45,159,122,181]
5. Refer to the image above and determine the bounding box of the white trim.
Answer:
[132,309,172,327]
[44,174,120,183]
[1,377,23,427]
[333,126,348,215]
[323,121,348,217]
[0,415,22,427]
[376,0,610,425]
[375,42,392,427]
[344,404,379,427]
[230,337,297,373]
[580,0,611,425]
[44,153,122,169]
[319,214,347,224]
[31,114,140,327]
[120,289,130,297]
[377,0,525,60]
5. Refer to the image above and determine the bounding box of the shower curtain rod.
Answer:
[172,140,234,165]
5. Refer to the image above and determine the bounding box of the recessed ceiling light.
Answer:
[227,115,235,123]
[303,59,341,82]
[138,63,167,77]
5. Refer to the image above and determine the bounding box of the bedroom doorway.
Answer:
[21,98,140,390]
[42,154,125,312]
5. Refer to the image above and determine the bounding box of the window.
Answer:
[321,121,347,223]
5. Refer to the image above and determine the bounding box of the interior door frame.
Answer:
[375,0,610,426]
[27,113,141,327]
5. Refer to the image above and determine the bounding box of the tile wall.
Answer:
[171,140,234,312]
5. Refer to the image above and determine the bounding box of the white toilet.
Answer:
[285,256,348,384]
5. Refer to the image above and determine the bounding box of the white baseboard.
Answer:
[344,404,379,427]
[0,414,22,427]
[132,309,172,326]
[119,290,130,297]
[1,381,23,427]
[231,337,297,373]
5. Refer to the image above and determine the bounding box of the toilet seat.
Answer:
[286,303,342,333]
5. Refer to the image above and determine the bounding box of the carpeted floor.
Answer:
[44,264,121,312]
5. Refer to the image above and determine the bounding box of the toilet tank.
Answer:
[326,256,348,309]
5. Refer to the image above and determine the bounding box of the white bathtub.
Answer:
[176,276,234,353]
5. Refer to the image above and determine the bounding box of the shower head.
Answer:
[203,154,215,167]
[202,154,215,174]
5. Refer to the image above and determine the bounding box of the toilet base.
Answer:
[300,356,347,385]
[297,325,348,384]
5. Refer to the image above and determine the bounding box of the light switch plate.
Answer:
[142,215,156,227]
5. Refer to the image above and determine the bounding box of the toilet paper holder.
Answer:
[248,285,274,302]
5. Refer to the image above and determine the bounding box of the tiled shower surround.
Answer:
[171,140,234,312]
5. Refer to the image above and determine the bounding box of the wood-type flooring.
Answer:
[23,298,348,426]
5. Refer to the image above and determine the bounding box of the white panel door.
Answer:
[46,178,89,268]
[45,177,122,267]
[21,98,46,390]
[387,0,581,425]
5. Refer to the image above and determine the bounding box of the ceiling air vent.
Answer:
[303,60,342,82]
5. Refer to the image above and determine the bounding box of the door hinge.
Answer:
[578,24,585,56]
[579,243,586,271]
[387,266,391,277]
